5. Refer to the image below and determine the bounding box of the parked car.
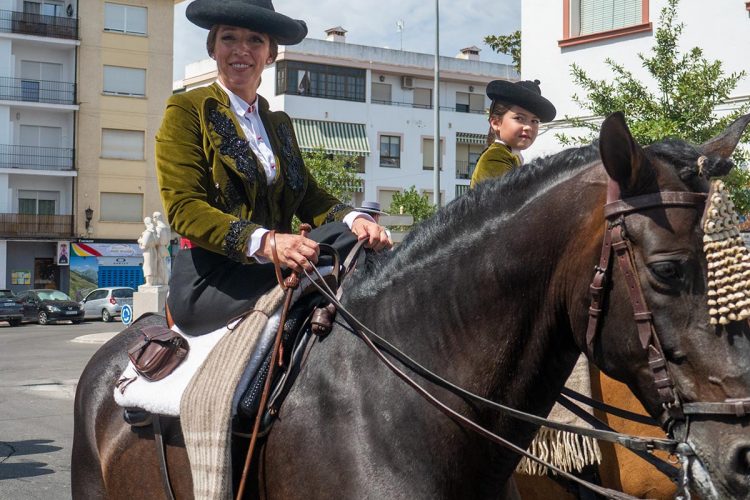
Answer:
[80,287,134,322]
[0,289,23,326]
[17,289,84,325]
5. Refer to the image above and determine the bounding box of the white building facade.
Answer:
[177,29,518,210]
[521,0,750,158]
[0,0,79,291]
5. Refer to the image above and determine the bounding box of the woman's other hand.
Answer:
[351,217,392,251]
[259,232,319,272]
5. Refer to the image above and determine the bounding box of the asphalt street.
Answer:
[0,320,120,500]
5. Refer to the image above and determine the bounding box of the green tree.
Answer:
[556,0,750,212]
[388,186,436,225]
[303,148,362,204]
[292,148,362,231]
[484,30,521,74]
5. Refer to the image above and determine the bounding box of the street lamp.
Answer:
[85,206,93,234]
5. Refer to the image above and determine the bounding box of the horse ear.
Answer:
[599,112,648,191]
[700,113,750,159]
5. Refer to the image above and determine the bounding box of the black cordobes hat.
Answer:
[486,79,556,123]
[186,0,308,45]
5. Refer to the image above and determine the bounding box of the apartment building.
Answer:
[522,0,750,157]
[176,27,517,210]
[0,0,172,296]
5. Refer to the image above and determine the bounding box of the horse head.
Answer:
[589,111,750,499]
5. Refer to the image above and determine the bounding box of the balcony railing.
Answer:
[456,160,477,179]
[0,144,74,171]
[0,213,74,239]
[0,9,78,40]
[0,76,75,105]
[372,99,484,113]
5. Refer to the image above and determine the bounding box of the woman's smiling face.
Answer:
[213,25,272,101]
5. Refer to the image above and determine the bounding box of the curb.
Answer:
[71,332,118,344]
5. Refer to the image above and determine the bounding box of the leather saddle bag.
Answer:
[128,325,189,381]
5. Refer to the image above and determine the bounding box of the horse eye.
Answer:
[649,261,683,282]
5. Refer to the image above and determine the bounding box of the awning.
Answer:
[456,132,486,145]
[292,119,370,156]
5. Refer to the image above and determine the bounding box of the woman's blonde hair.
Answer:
[206,25,279,62]
[486,100,511,147]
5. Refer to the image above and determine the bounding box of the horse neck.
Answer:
[347,165,606,405]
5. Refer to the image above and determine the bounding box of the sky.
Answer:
[173,0,520,81]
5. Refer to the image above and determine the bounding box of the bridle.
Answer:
[292,179,750,499]
[586,180,750,437]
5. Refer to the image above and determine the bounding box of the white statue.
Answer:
[152,211,171,286]
[138,216,158,286]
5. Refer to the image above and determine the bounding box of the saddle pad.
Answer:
[113,267,332,416]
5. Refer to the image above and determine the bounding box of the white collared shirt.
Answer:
[217,80,277,185]
[214,83,372,262]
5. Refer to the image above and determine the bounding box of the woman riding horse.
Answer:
[159,0,390,336]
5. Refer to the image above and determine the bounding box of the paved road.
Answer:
[0,320,120,500]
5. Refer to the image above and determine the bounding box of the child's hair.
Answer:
[486,100,512,146]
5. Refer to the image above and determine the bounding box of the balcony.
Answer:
[456,160,476,179]
[0,213,74,239]
[0,9,78,40]
[0,76,75,105]
[0,144,74,171]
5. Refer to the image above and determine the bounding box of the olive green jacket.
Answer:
[469,142,521,188]
[156,83,351,263]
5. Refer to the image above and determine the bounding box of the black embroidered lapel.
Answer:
[276,122,304,193]
[207,108,258,185]
[223,219,256,262]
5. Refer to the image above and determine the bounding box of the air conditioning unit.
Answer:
[401,76,414,89]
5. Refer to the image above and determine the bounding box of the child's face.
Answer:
[490,105,540,151]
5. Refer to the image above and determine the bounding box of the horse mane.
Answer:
[349,143,601,300]
[349,135,715,301]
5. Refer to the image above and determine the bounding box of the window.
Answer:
[18,190,58,215]
[104,3,147,35]
[413,88,432,109]
[563,0,650,44]
[100,192,143,222]
[276,60,366,102]
[20,125,61,148]
[378,189,400,212]
[379,135,400,168]
[422,189,446,207]
[20,61,63,102]
[101,129,145,160]
[456,143,484,179]
[456,92,486,113]
[103,66,146,96]
[24,0,63,17]
[422,138,444,170]
[371,82,392,104]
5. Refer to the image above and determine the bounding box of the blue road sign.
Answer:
[121,304,133,326]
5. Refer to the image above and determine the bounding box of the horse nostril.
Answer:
[733,447,750,474]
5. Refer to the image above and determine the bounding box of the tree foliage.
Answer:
[302,148,362,204]
[556,0,750,212]
[388,186,436,224]
[484,30,521,74]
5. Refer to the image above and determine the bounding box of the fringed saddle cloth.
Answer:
[516,355,602,476]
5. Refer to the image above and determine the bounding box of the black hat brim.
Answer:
[186,0,308,45]
[486,80,556,122]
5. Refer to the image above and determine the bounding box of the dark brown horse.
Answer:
[72,112,750,499]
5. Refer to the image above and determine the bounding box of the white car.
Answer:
[80,287,134,322]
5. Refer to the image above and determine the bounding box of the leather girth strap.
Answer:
[153,414,176,500]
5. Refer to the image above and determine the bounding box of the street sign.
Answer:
[121,304,133,326]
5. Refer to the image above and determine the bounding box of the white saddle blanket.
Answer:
[113,267,332,416]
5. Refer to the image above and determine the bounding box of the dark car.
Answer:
[0,289,23,326]
[17,289,84,325]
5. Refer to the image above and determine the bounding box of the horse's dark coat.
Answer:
[72,114,750,499]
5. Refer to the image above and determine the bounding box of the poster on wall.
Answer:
[56,241,70,266]
[69,241,145,300]
[11,271,31,285]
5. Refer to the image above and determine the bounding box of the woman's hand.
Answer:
[258,232,319,273]
[351,217,392,251]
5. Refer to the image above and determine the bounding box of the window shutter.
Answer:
[100,193,143,222]
[579,0,641,36]
[102,129,145,160]
[103,66,146,96]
